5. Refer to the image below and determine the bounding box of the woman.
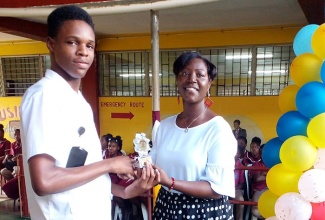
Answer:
[151,51,237,219]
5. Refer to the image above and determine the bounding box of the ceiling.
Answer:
[0,0,323,43]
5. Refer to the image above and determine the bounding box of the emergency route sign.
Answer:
[99,97,182,153]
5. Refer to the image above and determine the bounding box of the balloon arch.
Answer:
[258,24,325,220]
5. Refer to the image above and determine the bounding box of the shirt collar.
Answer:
[44,69,81,95]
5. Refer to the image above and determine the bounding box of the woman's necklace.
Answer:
[183,107,208,133]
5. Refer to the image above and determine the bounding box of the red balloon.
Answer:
[311,202,325,220]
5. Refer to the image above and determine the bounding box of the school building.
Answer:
[0,1,323,218]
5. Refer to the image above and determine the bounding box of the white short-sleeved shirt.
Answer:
[20,69,111,220]
[151,115,237,198]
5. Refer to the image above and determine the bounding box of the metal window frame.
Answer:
[0,55,50,97]
[98,45,294,97]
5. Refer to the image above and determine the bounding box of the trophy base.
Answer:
[138,156,152,168]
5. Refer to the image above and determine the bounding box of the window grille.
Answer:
[99,52,150,96]
[99,45,295,97]
[0,46,295,97]
[0,55,50,96]
[255,46,293,95]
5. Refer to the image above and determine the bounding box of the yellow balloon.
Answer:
[266,163,302,196]
[312,24,325,59]
[290,53,322,87]
[258,190,279,218]
[307,112,325,148]
[278,85,299,113]
[280,135,317,171]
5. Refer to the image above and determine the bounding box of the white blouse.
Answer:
[151,115,237,198]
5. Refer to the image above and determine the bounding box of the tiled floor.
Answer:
[0,194,30,220]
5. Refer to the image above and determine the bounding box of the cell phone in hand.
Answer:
[66,146,88,168]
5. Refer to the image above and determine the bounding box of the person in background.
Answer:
[237,136,247,158]
[233,139,246,220]
[100,134,109,159]
[105,134,125,184]
[0,124,11,170]
[233,119,247,139]
[249,138,268,219]
[245,137,263,165]
[20,5,159,220]
[151,51,237,219]
[106,134,135,219]
[237,136,255,167]
[108,134,125,158]
[1,129,22,181]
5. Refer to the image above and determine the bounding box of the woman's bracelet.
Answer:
[168,177,175,192]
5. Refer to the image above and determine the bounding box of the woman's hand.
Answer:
[124,163,160,198]
[152,164,172,187]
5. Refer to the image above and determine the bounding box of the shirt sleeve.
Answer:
[200,119,237,198]
[21,88,63,162]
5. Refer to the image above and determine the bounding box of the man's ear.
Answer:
[46,37,55,52]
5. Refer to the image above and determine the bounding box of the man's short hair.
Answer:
[47,5,95,38]
[234,119,240,124]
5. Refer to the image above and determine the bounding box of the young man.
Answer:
[20,5,158,220]
[232,119,247,138]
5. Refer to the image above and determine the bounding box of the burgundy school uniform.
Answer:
[0,139,11,169]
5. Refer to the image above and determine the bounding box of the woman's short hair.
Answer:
[173,51,217,80]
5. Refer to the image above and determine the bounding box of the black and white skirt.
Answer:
[153,187,233,220]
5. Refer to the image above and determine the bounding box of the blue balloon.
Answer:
[276,111,310,141]
[293,24,319,56]
[262,137,283,168]
[296,81,325,118]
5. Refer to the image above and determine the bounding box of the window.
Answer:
[99,52,150,96]
[98,45,295,97]
[0,55,50,96]
[0,45,295,97]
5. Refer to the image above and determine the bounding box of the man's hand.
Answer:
[124,163,160,199]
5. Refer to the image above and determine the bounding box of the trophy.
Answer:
[133,132,152,168]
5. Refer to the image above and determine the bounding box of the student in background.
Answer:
[0,124,11,169]
[249,138,268,219]
[1,129,22,181]
[233,138,246,220]
[100,134,109,159]
[107,134,125,157]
